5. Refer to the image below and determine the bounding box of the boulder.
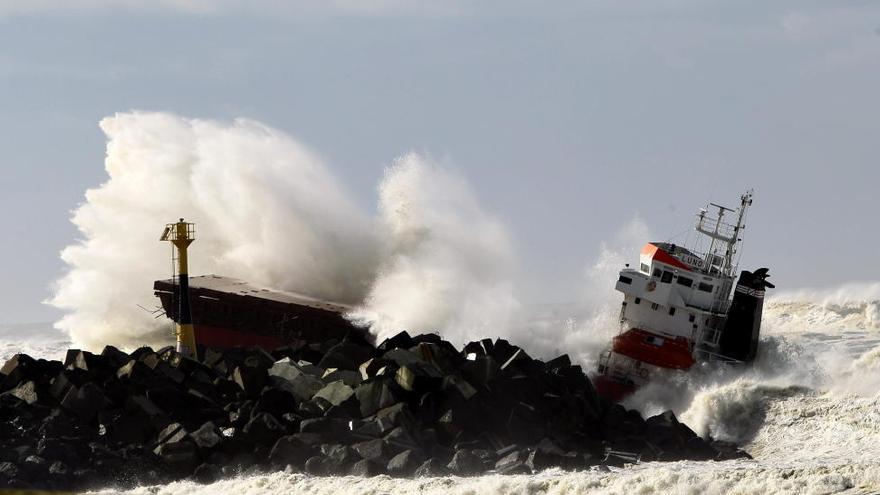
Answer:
[354,380,398,417]
[352,438,391,462]
[60,382,110,422]
[377,331,413,353]
[313,380,355,407]
[321,369,362,387]
[446,449,484,476]
[494,449,531,474]
[413,457,449,477]
[242,412,286,445]
[349,458,384,476]
[232,364,268,398]
[268,435,313,468]
[386,449,424,476]
[190,421,223,451]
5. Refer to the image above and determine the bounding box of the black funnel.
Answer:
[718,268,774,362]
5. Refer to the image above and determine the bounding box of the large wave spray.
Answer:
[348,153,519,345]
[49,112,522,350]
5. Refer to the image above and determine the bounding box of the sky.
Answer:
[1,0,879,324]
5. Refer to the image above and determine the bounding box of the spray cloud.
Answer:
[50,112,523,350]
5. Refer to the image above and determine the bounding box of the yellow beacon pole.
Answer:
[160,218,197,358]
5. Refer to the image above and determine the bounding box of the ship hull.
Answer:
[154,275,370,352]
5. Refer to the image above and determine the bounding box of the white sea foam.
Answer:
[88,461,880,495]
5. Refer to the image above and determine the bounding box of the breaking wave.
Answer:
[49,112,521,351]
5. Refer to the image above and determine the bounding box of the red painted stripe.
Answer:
[194,324,285,351]
[641,243,693,272]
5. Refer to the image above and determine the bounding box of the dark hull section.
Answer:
[154,275,371,352]
[716,268,773,362]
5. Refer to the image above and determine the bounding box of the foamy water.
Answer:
[6,290,880,494]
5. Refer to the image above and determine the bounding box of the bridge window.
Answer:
[698,282,714,293]
[618,275,633,285]
[668,307,676,316]
[677,276,693,288]
[653,268,661,277]
[640,263,650,273]
[661,271,673,283]
[689,314,696,322]
[634,297,641,304]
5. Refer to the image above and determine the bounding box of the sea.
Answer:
[3,287,879,495]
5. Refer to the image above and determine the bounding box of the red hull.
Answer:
[193,324,286,352]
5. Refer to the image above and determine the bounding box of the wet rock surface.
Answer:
[0,333,749,490]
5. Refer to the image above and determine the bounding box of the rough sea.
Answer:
[4,288,879,495]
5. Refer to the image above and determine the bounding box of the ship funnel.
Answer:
[161,219,197,359]
[717,268,773,362]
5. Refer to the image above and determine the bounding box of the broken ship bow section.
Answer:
[154,275,370,352]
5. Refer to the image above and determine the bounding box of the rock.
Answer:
[61,382,110,422]
[413,457,449,477]
[156,423,189,448]
[301,455,328,475]
[116,359,154,384]
[350,458,384,476]
[277,373,324,402]
[192,462,220,484]
[0,333,749,488]
[318,342,374,371]
[386,449,423,476]
[268,435,313,468]
[384,426,420,452]
[395,362,442,393]
[358,358,388,381]
[321,444,359,474]
[355,380,398,417]
[544,354,571,371]
[242,412,285,445]
[0,461,19,480]
[313,380,355,406]
[321,369,362,387]
[4,380,40,405]
[101,345,132,368]
[154,440,200,472]
[460,355,499,387]
[47,460,69,476]
[190,421,223,451]
[495,449,531,474]
[352,438,391,462]
[233,364,268,398]
[1,354,37,390]
[446,449,483,476]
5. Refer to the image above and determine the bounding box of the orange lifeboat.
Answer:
[611,328,696,370]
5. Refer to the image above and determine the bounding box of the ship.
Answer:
[594,191,775,401]
[153,275,370,354]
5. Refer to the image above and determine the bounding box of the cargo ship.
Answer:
[594,191,774,401]
[153,275,370,354]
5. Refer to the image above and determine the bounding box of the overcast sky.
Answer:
[1,0,879,324]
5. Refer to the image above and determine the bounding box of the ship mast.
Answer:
[695,190,753,277]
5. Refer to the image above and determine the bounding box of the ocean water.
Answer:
[5,289,880,495]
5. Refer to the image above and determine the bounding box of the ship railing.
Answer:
[683,299,730,316]
[694,348,743,365]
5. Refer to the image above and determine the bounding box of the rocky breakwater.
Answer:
[0,331,748,490]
